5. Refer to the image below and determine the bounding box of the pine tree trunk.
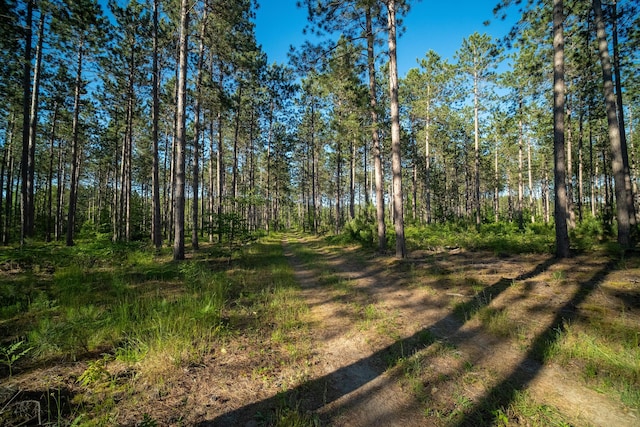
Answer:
[543,155,550,224]
[578,112,584,222]
[336,138,342,234]
[366,5,386,252]
[611,0,635,227]
[248,105,256,231]
[265,99,273,233]
[173,0,189,260]
[46,103,58,242]
[350,138,356,220]
[124,45,135,241]
[232,83,242,206]
[386,0,405,258]
[217,98,225,242]
[425,108,432,224]
[590,128,597,218]
[567,104,575,229]
[527,138,534,223]
[118,132,126,240]
[518,111,524,229]
[553,0,570,257]
[209,119,215,242]
[311,102,318,233]
[412,152,417,221]
[494,142,499,222]
[231,81,242,243]
[1,115,15,244]
[474,70,481,228]
[56,145,65,241]
[4,142,15,245]
[192,7,207,251]
[66,38,84,247]
[592,0,631,247]
[151,0,162,249]
[26,10,45,238]
[20,0,33,245]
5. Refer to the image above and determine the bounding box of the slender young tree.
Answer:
[56,0,105,246]
[19,0,33,245]
[366,3,387,251]
[173,0,189,260]
[151,0,162,249]
[455,32,499,227]
[26,8,45,239]
[191,5,208,251]
[553,0,570,257]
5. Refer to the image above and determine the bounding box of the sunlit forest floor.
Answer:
[0,227,639,426]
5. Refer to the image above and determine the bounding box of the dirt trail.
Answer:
[284,240,424,426]
[282,236,638,427]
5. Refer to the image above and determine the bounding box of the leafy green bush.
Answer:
[570,216,605,251]
[406,221,555,254]
[344,215,375,247]
[326,215,376,248]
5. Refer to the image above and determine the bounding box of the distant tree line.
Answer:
[0,0,638,260]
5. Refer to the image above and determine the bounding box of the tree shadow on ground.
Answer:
[454,260,615,426]
[195,256,559,426]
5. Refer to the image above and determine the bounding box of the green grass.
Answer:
[494,390,573,427]
[2,227,637,425]
[545,318,640,411]
[476,307,515,338]
[0,234,312,424]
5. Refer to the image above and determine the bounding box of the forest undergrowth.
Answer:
[0,223,638,426]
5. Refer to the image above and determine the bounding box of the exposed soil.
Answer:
[273,236,638,427]
[2,235,639,426]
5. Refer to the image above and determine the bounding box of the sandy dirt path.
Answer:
[279,235,638,427]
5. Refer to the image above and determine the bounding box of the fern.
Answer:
[0,340,32,376]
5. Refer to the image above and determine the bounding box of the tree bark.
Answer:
[20,0,33,245]
[56,144,65,241]
[553,0,570,258]
[122,44,135,241]
[311,102,318,233]
[567,104,575,229]
[474,69,481,228]
[350,138,356,220]
[527,138,534,223]
[592,0,631,247]
[1,115,15,244]
[578,112,584,222]
[494,141,499,222]
[25,10,44,238]
[4,140,15,245]
[232,82,242,206]
[151,0,162,249]
[192,7,207,251]
[386,0,405,258]
[46,103,58,242]
[366,5,386,252]
[518,110,524,228]
[66,38,84,247]
[425,101,432,224]
[611,0,635,228]
[173,0,189,260]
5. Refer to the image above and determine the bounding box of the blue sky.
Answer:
[253,0,518,77]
